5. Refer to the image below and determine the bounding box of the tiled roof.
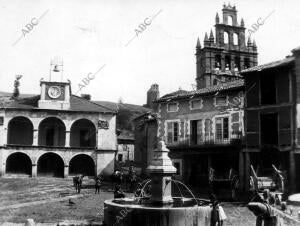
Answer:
[241,57,295,74]
[160,89,189,99]
[0,93,116,113]
[93,101,151,113]
[156,79,244,102]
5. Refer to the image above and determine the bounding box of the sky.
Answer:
[0,0,299,105]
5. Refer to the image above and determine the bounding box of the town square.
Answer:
[0,0,300,225]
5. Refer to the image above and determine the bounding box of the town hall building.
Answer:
[0,65,117,178]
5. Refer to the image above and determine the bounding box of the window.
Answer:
[215,96,228,106]
[190,99,202,110]
[261,75,276,105]
[233,33,239,45]
[213,79,218,85]
[215,55,221,68]
[225,56,231,70]
[244,58,250,69]
[224,32,229,44]
[172,159,182,176]
[261,113,278,145]
[234,57,240,71]
[174,162,180,175]
[215,117,229,141]
[118,154,123,162]
[167,102,178,112]
[191,119,203,144]
[228,16,233,26]
[167,121,179,144]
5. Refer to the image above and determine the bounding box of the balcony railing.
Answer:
[167,132,243,147]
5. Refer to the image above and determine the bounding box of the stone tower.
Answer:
[196,3,258,89]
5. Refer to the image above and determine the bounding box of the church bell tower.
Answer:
[195,3,258,89]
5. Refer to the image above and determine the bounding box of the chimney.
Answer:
[146,84,159,109]
[81,94,91,101]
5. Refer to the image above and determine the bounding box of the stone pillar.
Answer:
[239,151,245,190]
[65,131,70,148]
[64,165,69,178]
[33,129,38,146]
[245,151,250,191]
[0,152,4,176]
[32,164,37,177]
[147,141,177,204]
[289,151,296,192]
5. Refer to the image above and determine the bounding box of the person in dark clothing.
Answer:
[114,184,125,199]
[209,194,226,226]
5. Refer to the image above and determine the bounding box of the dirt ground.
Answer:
[0,177,297,225]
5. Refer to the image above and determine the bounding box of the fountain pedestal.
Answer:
[104,141,212,226]
[146,141,177,204]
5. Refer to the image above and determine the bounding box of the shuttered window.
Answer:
[167,121,179,144]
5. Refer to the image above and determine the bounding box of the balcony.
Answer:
[167,132,243,149]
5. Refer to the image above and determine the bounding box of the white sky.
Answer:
[0,0,299,105]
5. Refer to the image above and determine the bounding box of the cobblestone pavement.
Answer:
[0,177,299,225]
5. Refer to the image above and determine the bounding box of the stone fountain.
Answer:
[103,141,212,226]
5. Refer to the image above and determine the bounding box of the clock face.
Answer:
[48,86,62,99]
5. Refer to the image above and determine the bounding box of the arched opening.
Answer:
[69,154,95,176]
[37,152,64,177]
[70,119,96,148]
[7,117,33,145]
[224,32,229,44]
[228,16,233,26]
[38,117,66,147]
[215,55,221,69]
[234,56,240,71]
[6,152,32,175]
[233,33,239,45]
[244,58,250,69]
[225,55,231,70]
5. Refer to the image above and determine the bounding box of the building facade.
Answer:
[116,131,135,163]
[242,47,300,192]
[0,77,117,178]
[155,81,244,190]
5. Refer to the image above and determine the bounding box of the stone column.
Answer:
[239,151,245,190]
[64,165,69,178]
[0,152,4,176]
[289,151,296,193]
[65,131,70,148]
[245,151,250,191]
[32,164,37,177]
[33,129,38,146]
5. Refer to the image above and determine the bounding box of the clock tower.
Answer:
[38,60,71,110]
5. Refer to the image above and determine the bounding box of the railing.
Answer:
[167,132,243,147]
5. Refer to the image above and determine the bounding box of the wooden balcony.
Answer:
[167,132,243,149]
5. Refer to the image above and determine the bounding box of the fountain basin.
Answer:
[104,198,211,226]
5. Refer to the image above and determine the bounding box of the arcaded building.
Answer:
[0,75,117,178]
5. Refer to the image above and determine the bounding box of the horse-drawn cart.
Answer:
[208,167,240,200]
[249,164,285,192]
